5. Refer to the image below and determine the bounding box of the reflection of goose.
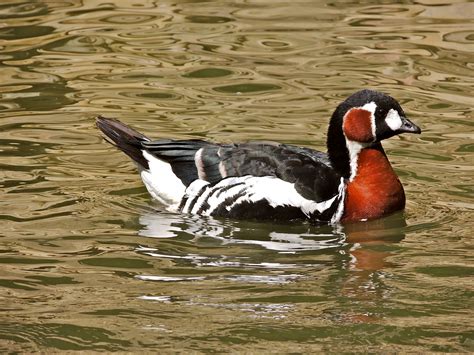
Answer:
[97,90,420,224]
[138,209,406,254]
[137,209,407,320]
[138,211,346,253]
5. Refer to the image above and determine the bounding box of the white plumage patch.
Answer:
[140,151,186,208]
[385,108,403,131]
[345,140,370,181]
[222,177,332,216]
[192,177,244,214]
[330,177,346,224]
[181,175,345,222]
[136,151,345,223]
[362,101,377,140]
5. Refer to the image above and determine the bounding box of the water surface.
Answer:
[0,1,473,352]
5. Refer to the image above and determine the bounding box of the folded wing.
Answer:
[143,140,342,206]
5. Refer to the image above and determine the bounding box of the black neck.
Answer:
[326,129,351,179]
[326,106,351,179]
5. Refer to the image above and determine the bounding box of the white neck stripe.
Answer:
[343,102,377,180]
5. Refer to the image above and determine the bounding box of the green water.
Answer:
[0,1,473,352]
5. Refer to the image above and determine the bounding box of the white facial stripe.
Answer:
[362,101,377,113]
[385,109,403,131]
[362,101,377,140]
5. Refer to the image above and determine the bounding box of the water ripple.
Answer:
[0,0,472,352]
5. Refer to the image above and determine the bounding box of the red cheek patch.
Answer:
[343,108,374,142]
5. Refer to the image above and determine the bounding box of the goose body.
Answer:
[97,89,421,224]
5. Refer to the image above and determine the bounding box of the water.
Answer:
[0,1,473,352]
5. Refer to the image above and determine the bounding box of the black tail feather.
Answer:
[96,116,149,169]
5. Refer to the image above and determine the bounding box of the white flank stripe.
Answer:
[141,151,186,209]
[190,181,219,214]
[180,175,345,222]
[182,179,209,212]
[208,176,339,217]
[205,179,248,215]
[193,176,250,215]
